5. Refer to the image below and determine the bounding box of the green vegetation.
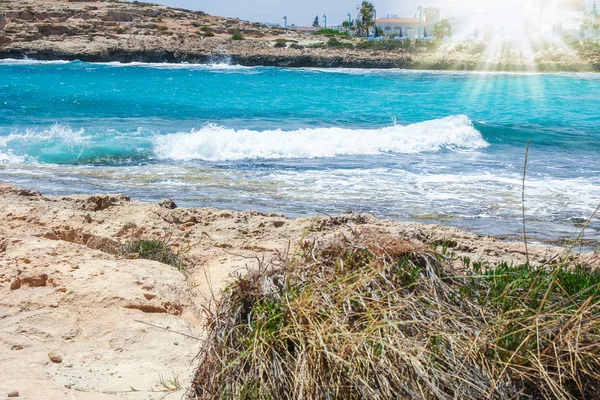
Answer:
[359,1,375,38]
[118,238,184,270]
[356,38,439,52]
[231,33,243,40]
[116,27,125,35]
[191,21,201,28]
[566,38,600,57]
[325,37,354,49]
[312,16,319,28]
[433,18,451,40]
[155,373,183,392]
[139,23,168,31]
[193,230,600,399]
[197,26,215,37]
[314,28,349,37]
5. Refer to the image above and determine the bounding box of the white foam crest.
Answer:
[102,61,255,71]
[0,150,26,164]
[298,67,544,77]
[2,124,88,145]
[153,115,488,161]
[0,58,73,65]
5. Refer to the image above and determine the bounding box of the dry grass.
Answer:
[191,228,600,400]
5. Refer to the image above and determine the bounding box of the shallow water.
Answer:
[1,60,599,242]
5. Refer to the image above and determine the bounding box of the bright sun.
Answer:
[442,0,588,39]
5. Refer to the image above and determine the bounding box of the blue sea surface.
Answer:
[1,59,599,242]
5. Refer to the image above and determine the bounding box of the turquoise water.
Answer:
[1,59,599,242]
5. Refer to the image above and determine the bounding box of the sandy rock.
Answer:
[0,13,7,31]
[7,391,19,398]
[85,195,113,212]
[48,352,63,363]
[21,274,48,287]
[10,279,21,290]
[159,199,177,209]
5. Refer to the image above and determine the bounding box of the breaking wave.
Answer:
[153,115,488,161]
[0,115,487,164]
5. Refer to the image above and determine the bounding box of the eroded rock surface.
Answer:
[0,184,597,398]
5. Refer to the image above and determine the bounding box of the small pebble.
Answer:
[7,391,19,398]
[48,351,62,363]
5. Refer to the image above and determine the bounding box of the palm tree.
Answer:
[360,1,374,38]
[433,18,451,40]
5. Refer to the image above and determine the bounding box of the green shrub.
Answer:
[314,28,349,37]
[191,21,201,28]
[326,37,354,49]
[116,27,125,34]
[231,33,243,40]
[193,230,600,399]
[156,25,168,31]
[118,238,184,270]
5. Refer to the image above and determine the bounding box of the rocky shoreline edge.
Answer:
[1,49,599,72]
[1,184,598,398]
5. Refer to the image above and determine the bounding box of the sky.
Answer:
[150,0,437,27]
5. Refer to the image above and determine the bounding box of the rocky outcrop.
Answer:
[0,12,7,30]
[0,184,598,398]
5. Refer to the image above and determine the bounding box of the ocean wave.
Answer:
[0,116,487,164]
[153,115,488,161]
[0,125,151,164]
[101,61,256,71]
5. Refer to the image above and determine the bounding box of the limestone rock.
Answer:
[0,13,7,31]
[10,279,21,290]
[159,199,177,209]
[48,352,63,363]
[21,274,48,287]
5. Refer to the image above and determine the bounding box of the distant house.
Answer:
[376,8,440,38]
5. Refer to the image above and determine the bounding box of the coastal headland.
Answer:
[0,0,599,71]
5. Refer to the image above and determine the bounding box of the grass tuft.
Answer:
[118,238,184,270]
[192,228,600,399]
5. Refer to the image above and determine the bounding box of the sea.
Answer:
[1,59,599,243]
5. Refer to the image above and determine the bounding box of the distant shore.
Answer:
[1,0,599,73]
[1,49,599,72]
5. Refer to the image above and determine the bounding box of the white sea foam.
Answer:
[152,115,488,161]
[298,67,544,77]
[1,124,88,146]
[0,58,73,65]
[102,61,255,71]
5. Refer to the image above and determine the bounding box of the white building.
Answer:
[376,7,440,38]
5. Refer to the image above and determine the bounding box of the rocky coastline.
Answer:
[1,0,599,71]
